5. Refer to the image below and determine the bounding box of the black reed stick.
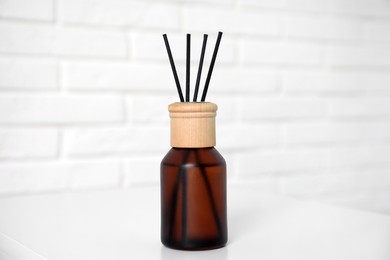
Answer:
[193,34,208,102]
[186,34,191,102]
[195,150,223,236]
[168,150,191,243]
[181,157,188,241]
[201,32,223,102]
[163,34,184,102]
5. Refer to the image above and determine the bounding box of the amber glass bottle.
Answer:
[161,102,227,250]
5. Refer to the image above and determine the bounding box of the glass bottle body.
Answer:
[160,147,227,250]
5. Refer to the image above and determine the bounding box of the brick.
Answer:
[330,0,390,17]
[282,69,390,93]
[0,128,58,158]
[284,122,390,144]
[238,144,390,176]
[0,58,57,90]
[0,161,121,194]
[218,124,279,150]
[59,0,179,29]
[0,22,127,58]
[65,126,169,156]
[240,0,284,9]
[329,97,390,117]
[329,45,390,67]
[363,191,390,214]
[123,157,161,186]
[236,148,328,176]
[0,0,53,21]
[183,6,281,36]
[365,21,390,43]
[132,32,235,64]
[63,61,173,91]
[356,167,390,190]
[241,40,325,65]
[209,96,238,122]
[183,0,232,4]
[240,97,328,120]
[328,144,390,168]
[283,0,330,12]
[132,32,180,62]
[129,95,177,124]
[0,94,124,124]
[211,68,277,93]
[286,15,362,40]
[238,144,390,178]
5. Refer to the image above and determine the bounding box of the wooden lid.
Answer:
[168,102,217,148]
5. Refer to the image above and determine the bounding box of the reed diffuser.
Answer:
[161,32,227,250]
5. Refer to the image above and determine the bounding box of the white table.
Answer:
[0,185,389,260]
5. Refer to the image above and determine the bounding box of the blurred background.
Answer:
[0,0,390,215]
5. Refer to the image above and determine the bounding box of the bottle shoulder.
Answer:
[161,147,225,167]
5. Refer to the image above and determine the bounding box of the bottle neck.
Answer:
[169,102,217,148]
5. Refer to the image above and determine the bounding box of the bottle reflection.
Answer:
[160,245,229,260]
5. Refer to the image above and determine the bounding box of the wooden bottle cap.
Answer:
[169,102,217,148]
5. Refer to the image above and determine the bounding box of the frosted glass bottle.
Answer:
[160,102,227,250]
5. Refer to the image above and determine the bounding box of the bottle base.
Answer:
[162,238,227,251]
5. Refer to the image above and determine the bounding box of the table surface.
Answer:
[0,184,389,260]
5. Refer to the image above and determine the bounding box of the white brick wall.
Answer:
[0,58,57,90]
[1,0,390,215]
[58,0,180,29]
[0,0,53,21]
[240,40,325,65]
[63,61,173,91]
[0,128,58,158]
[0,160,121,194]
[0,94,124,123]
[0,22,128,58]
